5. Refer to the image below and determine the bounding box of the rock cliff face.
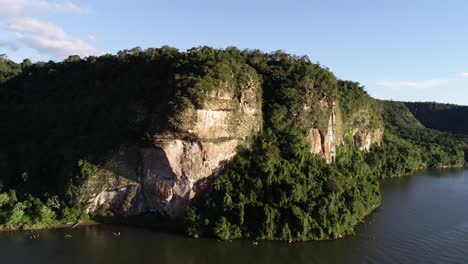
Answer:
[81,91,383,217]
[81,88,383,217]
[82,78,262,217]
[306,113,337,163]
[77,69,383,218]
[353,128,384,151]
[305,102,383,163]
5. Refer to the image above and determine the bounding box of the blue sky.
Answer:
[1,0,467,105]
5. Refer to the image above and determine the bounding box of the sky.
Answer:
[0,0,467,105]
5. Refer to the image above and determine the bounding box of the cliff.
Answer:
[0,47,384,219]
[81,74,262,216]
[305,101,383,163]
[83,66,384,217]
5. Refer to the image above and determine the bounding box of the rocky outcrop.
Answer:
[80,77,383,217]
[82,77,262,217]
[306,115,337,163]
[306,102,383,163]
[353,128,383,151]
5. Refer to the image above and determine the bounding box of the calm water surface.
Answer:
[1,169,468,264]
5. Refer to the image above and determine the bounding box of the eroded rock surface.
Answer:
[306,102,383,163]
[82,82,383,217]
[83,80,262,217]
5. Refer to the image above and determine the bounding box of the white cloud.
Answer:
[0,0,98,60]
[7,17,68,38]
[0,0,84,16]
[375,78,446,89]
[461,72,468,78]
[0,0,27,15]
[32,0,85,15]
[0,39,20,51]
[87,34,97,43]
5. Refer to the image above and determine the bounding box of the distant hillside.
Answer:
[378,100,467,167]
[404,102,468,135]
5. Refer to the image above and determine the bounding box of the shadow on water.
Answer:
[425,167,466,178]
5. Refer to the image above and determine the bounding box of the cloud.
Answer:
[0,0,98,60]
[0,0,27,15]
[32,0,85,15]
[0,39,20,51]
[461,72,468,78]
[375,78,447,89]
[0,0,85,16]
[87,34,97,43]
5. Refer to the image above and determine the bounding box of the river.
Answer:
[1,169,467,264]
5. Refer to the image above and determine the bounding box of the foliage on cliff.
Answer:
[184,100,467,241]
[1,47,385,239]
[0,47,262,199]
[185,109,380,240]
[1,47,465,240]
[0,46,376,201]
[338,80,382,130]
[184,51,383,241]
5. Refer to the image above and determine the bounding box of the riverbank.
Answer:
[0,167,463,239]
[0,220,101,232]
[2,169,466,264]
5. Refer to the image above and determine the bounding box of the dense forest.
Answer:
[404,102,468,135]
[0,48,466,238]
[364,101,467,179]
[185,55,382,240]
[183,99,467,241]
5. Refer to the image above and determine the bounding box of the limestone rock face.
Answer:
[81,78,382,217]
[305,102,383,163]
[83,79,262,217]
[306,115,337,163]
[353,128,384,151]
[138,139,240,216]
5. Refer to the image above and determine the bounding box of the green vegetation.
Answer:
[0,55,22,85]
[0,46,260,199]
[364,101,466,179]
[184,53,383,241]
[0,189,88,230]
[405,102,468,135]
[185,122,380,240]
[338,80,382,129]
[0,47,465,239]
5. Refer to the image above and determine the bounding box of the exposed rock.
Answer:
[138,139,240,216]
[306,115,337,163]
[83,77,262,217]
[82,77,383,217]
[353,128,383,151]
[307,128,323,155]
[306,102,383,162]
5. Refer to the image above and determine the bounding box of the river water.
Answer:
[1,169,467,264]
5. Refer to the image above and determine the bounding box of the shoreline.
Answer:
[0,202,383,241]
[0,167,463,239]
[0,220,101,233]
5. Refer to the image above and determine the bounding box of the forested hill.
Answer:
[0,54,22,84]
[404,102,468,136]
[0,47,385,239]
[379,101,467,167]
[0,48,465,241]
